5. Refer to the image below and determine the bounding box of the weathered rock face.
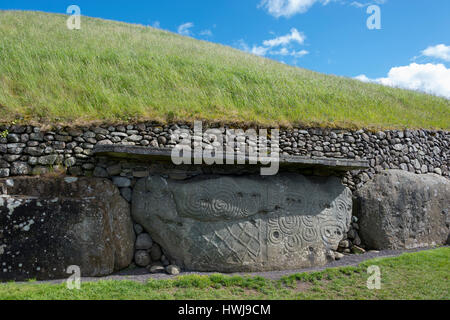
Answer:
[0,177,135,281]
[132,174,352,272]
[355,170,450,250]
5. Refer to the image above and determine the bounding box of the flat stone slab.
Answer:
[94,145,369,172]
[132,173,353,272]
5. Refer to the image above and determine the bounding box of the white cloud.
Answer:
[272,47,290,55]
[350,0,386,8]
[259,0,333,18]
[238,43,309,59]
[236,40,266,56]
[177,22,194,36]
[350,1,365,8]
[236,29,309,59]
[422,44,450,62]
[199,29,213,37]
[355,63,450,99]
[259,0,387,17]
[252,46,270,56]
[236,39,251,52]
[271,47,309,57]
[152,21,161,29]
[355,74,371,82]
[291,49,309,57]
[263,28,306,47]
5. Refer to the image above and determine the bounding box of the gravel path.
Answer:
[25,246,445,285]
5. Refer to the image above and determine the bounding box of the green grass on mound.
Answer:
[0,11,449,129]
[1,247,449,300]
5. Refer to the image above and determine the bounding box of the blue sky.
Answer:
[2,0,450,98]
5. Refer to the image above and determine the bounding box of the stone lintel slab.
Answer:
[94,145,369,172]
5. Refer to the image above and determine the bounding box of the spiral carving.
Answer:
[301,216,316,228]
[278,216,301,236]
[268,229,282,244]
[285,234,303,253]
[333,198,349,220]
[320,221,346,246]
[177,179,260,220]
[302,227,319,243]
[135,174,354,271]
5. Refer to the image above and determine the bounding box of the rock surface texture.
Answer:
[355,170,450,250]
[132,174,352,272]
[0,177,135,281]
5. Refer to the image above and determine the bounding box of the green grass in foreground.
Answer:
[1,247,449,300]
[0,11,449,129]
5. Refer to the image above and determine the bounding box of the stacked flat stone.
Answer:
[1,124,447,184]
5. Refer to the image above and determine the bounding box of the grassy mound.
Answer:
[0,10,449,129]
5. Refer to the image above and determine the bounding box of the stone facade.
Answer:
[1,123,448,189]
[1,122,449,276]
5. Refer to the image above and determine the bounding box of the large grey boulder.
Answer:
[355,170,450,250]
[0,176,135,281]
[132,174,352,272]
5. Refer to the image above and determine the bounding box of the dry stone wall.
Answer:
[0,124,447,187]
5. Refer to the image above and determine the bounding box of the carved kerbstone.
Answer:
[132,174,352,272]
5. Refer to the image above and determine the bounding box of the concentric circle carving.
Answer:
[285,234,302,252]
[278,216,301,235]
[268,229,282,244]
[320,221,346,246]
[301,227,318,243]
